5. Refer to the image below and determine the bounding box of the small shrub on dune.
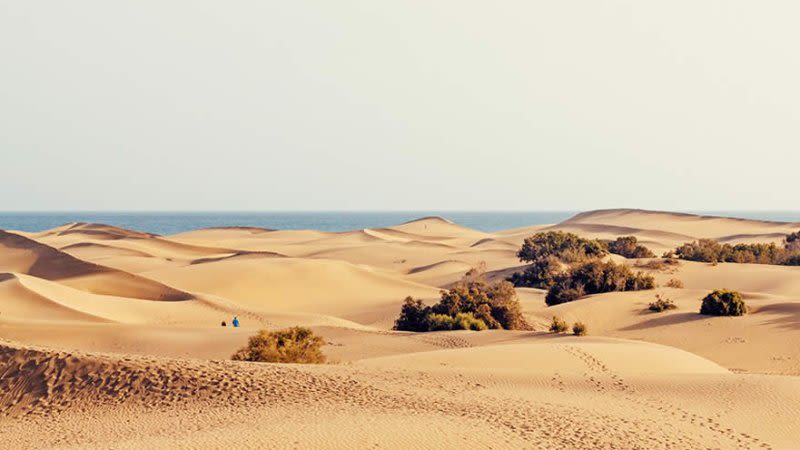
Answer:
[665,278,684,289]
[648,294,677,312]
[700,289,746,316]
[232,327,326,364]
[549,316,569,333]
[572,321,587,336]
[634,258,680,272]
[606,236,655,259]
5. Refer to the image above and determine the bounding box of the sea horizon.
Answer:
[2,210,799,235]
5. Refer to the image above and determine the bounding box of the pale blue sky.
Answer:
[1,1,798,211]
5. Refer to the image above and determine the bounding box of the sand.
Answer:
[1,209,800,449]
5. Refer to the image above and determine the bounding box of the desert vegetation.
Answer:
[549,316,569,333]
[606,236,655,258]
[648,294,677,312]
[517,231,607,264]
[665,278,685,288]
[510,231,655,305]
[232,327,326,364]
[395,268,527,332]
[545,260,655,306]
[674,232,800,266]
[699,289,746,316]
[572,321,587,336]
[634,258,680,273]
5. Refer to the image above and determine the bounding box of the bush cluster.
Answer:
[787,230,800,251]
[511,231,607,289]
[232,327,326,364]
[674,233,800,266]
[510,231,655,306]
[572,321,587,336]
[549,316,569,333]
[700,289,746,316]
[648,294,677,312]
[395,269,528,332]
[545,260,655,306]
[606,236,655,259]
[517,231,607,265]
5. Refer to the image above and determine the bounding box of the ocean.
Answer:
[1,211,799,235]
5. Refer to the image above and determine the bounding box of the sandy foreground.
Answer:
[1,209,799,449]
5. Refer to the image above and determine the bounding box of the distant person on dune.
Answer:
[232,316,240,327]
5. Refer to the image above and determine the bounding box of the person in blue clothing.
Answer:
[232,316,240,327]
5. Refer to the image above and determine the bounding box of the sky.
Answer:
[1,1,799,211]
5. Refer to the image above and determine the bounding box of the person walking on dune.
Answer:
[232,316,240,327]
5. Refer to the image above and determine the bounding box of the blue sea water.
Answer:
[0,211,798,235]
[0,211,576,235]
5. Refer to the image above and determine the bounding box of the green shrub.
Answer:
[511,231,608,289]
[607,236,655,259]
[455,312,488,331]
[549,316,569,333]
[518,231,607,264]
[674,238,800,266]
[508,255,562,289]
[700,289,746,316]
[545,260,655,306]
[394,297,431,332]
[572,321,587,336]
[395,268,527,332]
[786,230,800,251]
[425,312,488,331]
[648,294,677,312]
[426,313,457,331]
[232,327,326,364]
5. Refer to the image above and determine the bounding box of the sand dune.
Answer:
[2,209,800,449]
[142,256,441,327]
[0,230,193,301]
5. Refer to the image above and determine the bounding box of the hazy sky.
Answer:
[1,1,798,211]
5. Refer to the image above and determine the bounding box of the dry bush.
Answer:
[572,321,587,336]
[665,278,684,289]
[549,316,569,333]
[648,294,677,312]
[232,327,326,364]
[634,258,680,273]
